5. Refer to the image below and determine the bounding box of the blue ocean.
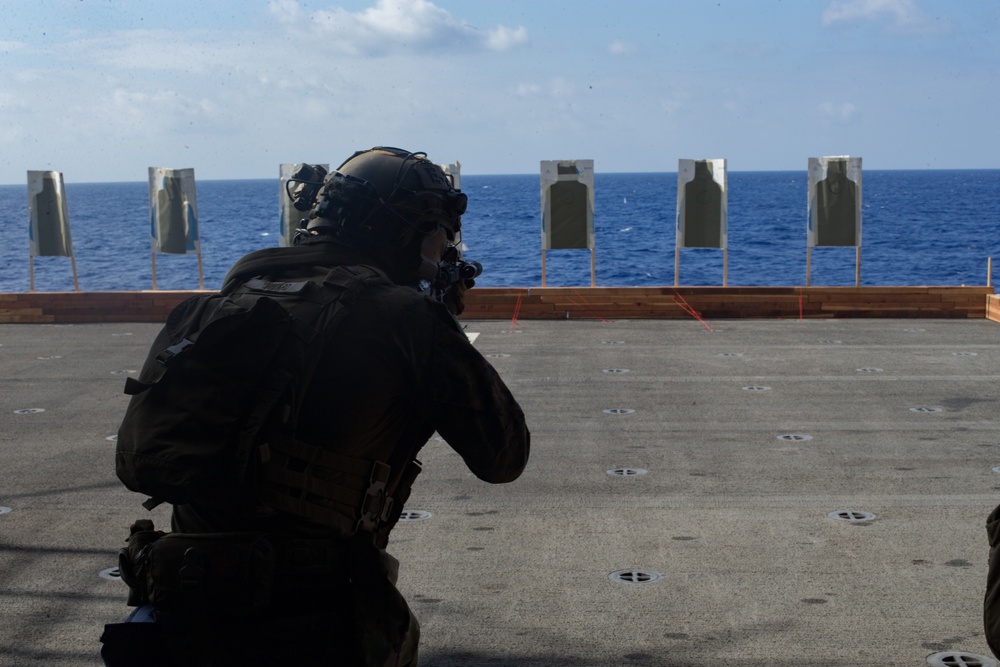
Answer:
[1,170,998,292]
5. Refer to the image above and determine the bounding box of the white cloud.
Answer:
[660,96,685,114]
[269,0,527,56]
[0,40,28,53]
[0,1,512,165]
[105,88,208,134]
[486,25,528,51]
[71,30,220,74]
[0,123,25,144]
[516,82,542,97]
[0,88,31,139]
[267,0,303,24]
[821,0,945,34]
[608,39,634,56]
[819,101,859,122]
[12,70,39,84]
[719,41,777,59]
[549,77,575,98]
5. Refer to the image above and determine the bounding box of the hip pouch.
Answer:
[144,532,276,617]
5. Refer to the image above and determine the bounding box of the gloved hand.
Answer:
[444,278,472,316]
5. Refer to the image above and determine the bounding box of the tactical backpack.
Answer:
[116,264,389,514]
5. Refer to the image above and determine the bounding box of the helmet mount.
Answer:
[291,147,467,253]
[287,147,476,296]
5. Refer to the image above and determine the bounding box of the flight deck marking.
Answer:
[609,569,662,585]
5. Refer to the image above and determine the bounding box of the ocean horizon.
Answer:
[6,166,994,187]
[2,169,999,293]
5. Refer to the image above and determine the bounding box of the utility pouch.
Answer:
[349,538,416,667]
[144,532,276,617]
[100,621,165,667]
[117,519,167,607]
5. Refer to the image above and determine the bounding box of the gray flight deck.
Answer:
[2,317,1000,666]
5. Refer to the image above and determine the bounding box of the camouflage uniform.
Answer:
[134,244,529,666]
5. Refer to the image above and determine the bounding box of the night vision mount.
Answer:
[285,162,482,310]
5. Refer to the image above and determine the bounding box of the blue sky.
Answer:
[0,0,997,183]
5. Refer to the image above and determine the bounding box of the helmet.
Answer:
[302,146,467,254]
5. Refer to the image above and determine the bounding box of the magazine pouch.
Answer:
[117,519,167,607]
[144,532,276,618]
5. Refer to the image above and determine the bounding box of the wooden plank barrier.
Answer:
[0,286,994,324]
[988,294,1000,324]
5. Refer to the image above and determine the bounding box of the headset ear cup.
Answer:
[343,179,379,211]
[304,149,464,278]
[311,176,380,229]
